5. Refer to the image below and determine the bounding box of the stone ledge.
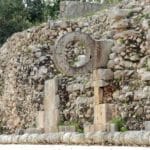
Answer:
[0,131,150,146]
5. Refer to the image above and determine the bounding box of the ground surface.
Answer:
[0,145,149,150]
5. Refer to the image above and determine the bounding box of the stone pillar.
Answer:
[44,78,60,133]
[93,69,103,105]
[94,104,116,131]
[85,68,116,132]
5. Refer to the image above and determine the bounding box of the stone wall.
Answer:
[0,0,149,134]
[59,1,101,18]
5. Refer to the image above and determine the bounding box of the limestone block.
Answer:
[94,86,103,104]
[36,111,44,129]
[112,19,130,29]
[59,1,101,18]
[58,125,76,132]
[111,8,131,20]
[93,80,108,87]
[94,104,117,131]
[67,83,84,92]
[70,133,85,144]
[141,71,150,81]
[134,86,150,101]
[44,78,60,133]
[144,121,150,131]
[93,69,114,81]
[84,124,95,133]
[25,128,44,134]
[94,40,113,69]
[110,123,118,132]
[111,8,142,20]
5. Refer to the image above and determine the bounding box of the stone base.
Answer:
[94,104,117,131]
[59,125,76,132]
[84,124,95,133]
[84,123,110,133]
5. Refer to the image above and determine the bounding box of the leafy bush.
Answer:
[111,116,128,132]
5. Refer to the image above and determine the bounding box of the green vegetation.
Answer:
[111,116,128,132]
[0,0,124,46]
[0,0,60,46]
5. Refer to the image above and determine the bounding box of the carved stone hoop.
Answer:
[54,32,95,76]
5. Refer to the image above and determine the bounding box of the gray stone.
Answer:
[15,129,25,135]
[70,133,85,144]
[96,39,114,68]
[58,125,76,132]
[142,19,150,30]
[67,83,84,92]
[60,1,101,18]
[44,78,60,133]
[74,55,89,67]
[54,32,94,76]
[143,6,150,15]
[141,72,150,81]
[38,66,48,75]
[25,128,44,134]
[110,123,118,132]
[112,19,130,29]
[93,80,108,87]
[114,70,124,80]
[144,121,150,131]
[130,54,140,61]
[93,69,114,81]
[36,111,44,130]
[111,8,131,20]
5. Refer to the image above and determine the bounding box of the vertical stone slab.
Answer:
[36,111,44,129]
[94,87,103,104]
[44,78,60,133]
[93,70,104,104]
[94,104,116,131]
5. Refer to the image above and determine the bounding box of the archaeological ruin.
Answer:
[0,0,150,146]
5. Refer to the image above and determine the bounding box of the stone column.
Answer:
[92,69,116,132]
[44,78,60,133]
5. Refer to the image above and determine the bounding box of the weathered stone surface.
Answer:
[84,124,94,133]
[70,133,85,144]
[141,72,150,81]
[93,80,108,87]
[67,83,84,92]
[59,125,76,132]
[54,32,94,76]
[94,40,113,68]
[111,19,130,29]
[94,104,117,131]
[60,1,101,18]
[1,131,150,145]
[36,111,44,130]
[0,0,149,134]
[144,121,150,131]
[93,69,114,81]
[44,78,60,133]
[25,128,43,134]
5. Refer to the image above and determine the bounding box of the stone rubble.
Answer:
[0,0,149,134]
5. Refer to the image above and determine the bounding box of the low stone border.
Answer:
[0,131,150,146]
